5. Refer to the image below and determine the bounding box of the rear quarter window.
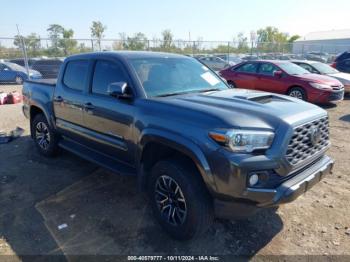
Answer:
[63,60,89,91]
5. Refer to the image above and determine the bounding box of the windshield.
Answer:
[129,56,228,97]
[277,62,310,75]
[312,62,339,74]
[4,62,25,71]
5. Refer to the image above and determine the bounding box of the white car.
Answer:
[293,60,350,93]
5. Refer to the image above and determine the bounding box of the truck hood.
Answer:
[153,89,327,130]
[294,73,342,86]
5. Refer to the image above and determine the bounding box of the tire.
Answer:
[227,81,236,88]
[287,87,307,101]
[31,114,59,157]
[148,158,214,240]
[15,76,23,85]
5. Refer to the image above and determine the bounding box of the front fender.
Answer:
[138,128,217,193]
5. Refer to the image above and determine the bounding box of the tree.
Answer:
[288,35,300,43]
[123,32,148,50]
[256,26,290,52]
[161,29,173,49]
[13,33,41,56]
[59,29,77,55]
[237,32,249,52]
[47,24,64,53]
[90,21,107,51]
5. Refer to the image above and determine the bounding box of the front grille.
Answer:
[331,85,343,90]
[285,117,330,166]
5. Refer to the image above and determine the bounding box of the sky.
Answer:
[0,0,349,41]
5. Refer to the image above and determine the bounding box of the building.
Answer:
[293,29,350,54]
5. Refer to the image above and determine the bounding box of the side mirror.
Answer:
[108,82,132,99]
[273,70,283,78]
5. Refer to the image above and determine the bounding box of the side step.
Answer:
[58,137,136,176]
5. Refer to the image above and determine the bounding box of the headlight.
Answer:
[309,82,333,90]
[209,129,274,153]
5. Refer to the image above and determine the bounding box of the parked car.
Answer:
[331,58,350,73]
[23,51,334,240]
[31,58,63,78]
[0,62,42,84]
[334,51,350,63]
[304,52,329,63]
[219,60,344,103]
[241,55,260,61]
[9,58,39,68]
[293,60,350,93]
[199,56,230,71]
[217,54,242,65]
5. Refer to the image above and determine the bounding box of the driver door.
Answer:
[82,59,136,165]
[256,62,286,94]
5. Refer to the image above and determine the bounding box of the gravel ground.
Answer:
[0,84,349,261]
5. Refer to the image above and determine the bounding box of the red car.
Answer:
[219,60,344,103]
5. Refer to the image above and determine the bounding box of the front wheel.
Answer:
[148,159,213,240]
[287,87,307,101]
[31,114,59,157]
[227,81,236,88]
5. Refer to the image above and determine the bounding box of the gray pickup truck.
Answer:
[22,51,334,240]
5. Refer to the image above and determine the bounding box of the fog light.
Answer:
[249,174,259,186]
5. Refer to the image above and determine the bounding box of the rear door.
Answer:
[53,60,89,135]
[256,62,286,94]
[82,59,136,165]
[228,62,259,89]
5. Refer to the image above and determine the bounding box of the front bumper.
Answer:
[214,155,334,219]
[312,89,344,103]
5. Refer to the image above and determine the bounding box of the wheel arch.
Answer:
[29,105,53,138]
[286,85,308,100]
[137,129,216,193]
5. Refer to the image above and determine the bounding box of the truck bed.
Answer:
[25,78,57,86]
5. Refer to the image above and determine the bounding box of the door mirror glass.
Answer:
[108,82,132,99]
[273,70,283,78]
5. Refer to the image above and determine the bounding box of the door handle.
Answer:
[54,96,63,102]
[84,102,95,111]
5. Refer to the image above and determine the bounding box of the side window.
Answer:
[258,63,280,76]
[92,60,129,96]
[63,60,89,91]
[298,63,315,73]
[0,64,5,70]
[235,63,258,73]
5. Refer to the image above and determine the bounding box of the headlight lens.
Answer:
[209,129,274,153]
[309,82,333,90]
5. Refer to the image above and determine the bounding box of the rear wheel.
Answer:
[148,158,213,240]
[15,76,23,85]
[287,87,307,101]
[32,114,59,157]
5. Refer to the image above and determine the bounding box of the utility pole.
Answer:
[16,24,30,78]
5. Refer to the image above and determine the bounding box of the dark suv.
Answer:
[23,52,334,240]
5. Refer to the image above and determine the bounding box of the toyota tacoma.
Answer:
[22,52,334,240]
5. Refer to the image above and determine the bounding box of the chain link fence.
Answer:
[0,36,349,82]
